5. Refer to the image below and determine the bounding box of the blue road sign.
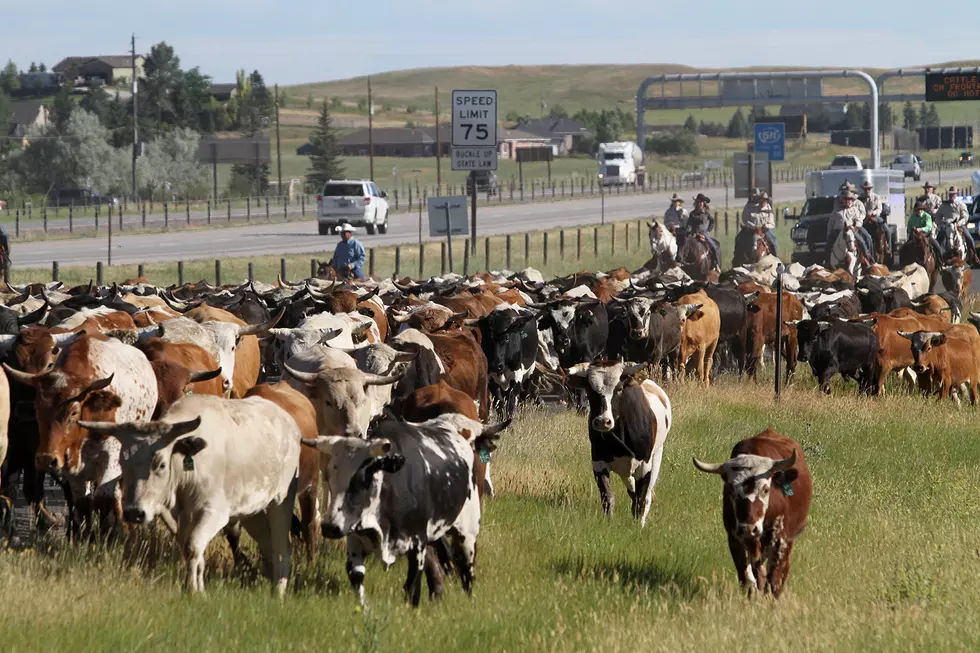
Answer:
[754,123,785,162]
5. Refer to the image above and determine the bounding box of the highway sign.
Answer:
[925,72,980,101]
[428,196,470,237]
[754,123,785,162]
[451,146,498,171]
[452,90,497,146]
[703,159,723,170]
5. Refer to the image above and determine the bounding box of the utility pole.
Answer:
[368,77,375,181]
[131,33,139,200]
[435,86,441,190]
[274,84,282,196]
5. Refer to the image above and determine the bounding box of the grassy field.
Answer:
[4,376,980,651]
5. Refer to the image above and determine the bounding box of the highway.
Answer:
[9,171,978,270]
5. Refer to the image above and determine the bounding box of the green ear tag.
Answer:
[183,455,195,472]
[478,448,491,464]
[781,482,794,497]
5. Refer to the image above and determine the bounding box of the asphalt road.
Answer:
[9,171,978,270]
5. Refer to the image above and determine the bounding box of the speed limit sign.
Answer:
[452,90,497,147]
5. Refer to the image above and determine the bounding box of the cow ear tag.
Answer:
[478,448,491,464]
[781,482,793,497]
[183,455,195,472]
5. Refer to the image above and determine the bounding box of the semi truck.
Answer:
[597,142,644,186]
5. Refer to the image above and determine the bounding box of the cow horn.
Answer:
[620,362,645,376]
[277,273,301,288]
[305,283,330,300]
[524,302,554,309]
[393,350,418,363]
[188,369,222,383]
[357,287,380,303]
[692,457,726,474]
[391,312,412,323]
[318,328,342,344]
[766,451,797,476]
[744,291,761,301]
[161,292,196,313]
[897,330,915,340]
[17,300,48,326]
[363,372,404,386]
[282,363,319,385]
[3,362,41,387]
[137,324,164,341]
[238,307,285,336]
[352,322,373,335]
[481,418,512,439]
[391,279,417,293]
[784,320,801,327]
[78,416,202,444]
[53,330,85,348]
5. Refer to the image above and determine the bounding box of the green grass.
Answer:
[5,378,980,651]
[285,62,980,122]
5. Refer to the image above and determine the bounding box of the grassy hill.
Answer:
[285,61,980,122]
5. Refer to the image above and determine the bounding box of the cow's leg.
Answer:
[770,540,794,598]
[297,486,319,560]
[223,521,251,569]
[970,382,978,407]
[727,533,751,588]
[704,342,718,387]
[482,459,495,498]
[634,444,664,528]
[592,462,615,518]
[345,534,371,606]
[403,541,426,607]
[180,508,230,593]
[423,545,446,601]
[250,493,295,599]
[449,491,481,596]
[784,333,798,382]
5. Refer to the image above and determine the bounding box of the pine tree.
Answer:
[726,108,749,139]
[683,114,697,132]
[902,101,918,130]
[926,104,940,128]
[918,103,930,130]
[307,100,344,188]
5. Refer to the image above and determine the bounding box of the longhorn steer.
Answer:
[693,428,812,598]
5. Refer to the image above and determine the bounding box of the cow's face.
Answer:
[787,319,830,363]
[269,327,340,368]
[624,297,657,339]
[567,361,642,432]
[482,313,536,380]
[287,365,401,439]
[201,323,241,396]
[544,302,577,352]
[675,303,705,330]
[305,436,405,539]
[693,452,797,541]
[898,330,946,373]
[77,417,204,524]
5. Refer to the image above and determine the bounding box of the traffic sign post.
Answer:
[754,123,785,162]
[452,89,498,250]
[428,196,469,273]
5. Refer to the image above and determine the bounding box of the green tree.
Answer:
[926,104,940,128]
[0,60,20,93]
[38,62,46,73]
[137,127,210,198]
[173,67,212,131]
[918,103,930,130]
[28,62,38,74]
[748,106,768,126]
[726,108,750,139]
[548,104,568,120]
[51,85,75,133]
[683,114,698,132]
[306,100,345,189]
[141,42,182,127]
[902,101,918,130]
[305,92,314,109]
[879,102,894,132]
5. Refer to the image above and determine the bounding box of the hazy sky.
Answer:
[4,0,978,85]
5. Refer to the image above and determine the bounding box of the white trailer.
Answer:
[598,142,643,186]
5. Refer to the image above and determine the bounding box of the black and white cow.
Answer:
[564,361,672,526]
[476,307,539,415]
[536,298,609,367]
[303,414,509,606]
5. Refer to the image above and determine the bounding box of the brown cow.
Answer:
[859,312,949,395]
[138,338,226,414]
[940,259,973,305]
[745,291,804,382]
[898,326,980,404]
[693,428,812,598]
[908,294,952,321]
[245,383,322,559]
[427,331,490,421]
[357,297,389,343]
[674,290,721,387]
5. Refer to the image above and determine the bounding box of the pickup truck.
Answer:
[889,153,921,181]
[789,196,896,267]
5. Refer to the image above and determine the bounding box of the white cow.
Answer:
[80,394,301,596]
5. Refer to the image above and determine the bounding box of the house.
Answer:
[514,117,590,154]
[336,127,439,157]
[53,55,145,85]
[497,128,553,160]
[7,99,50,146]
[210,83,237,102]
[296,142,315,156]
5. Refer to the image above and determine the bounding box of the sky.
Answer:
[4,0,979,86]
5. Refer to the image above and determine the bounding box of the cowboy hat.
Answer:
[758,191,770,202]
[693,193,711,204]
[842,191,858,200]
[670,193,684,203]
[337,223,356,233]
[923,181,935,189]
[861,180,873,189]
[914,196,929,209]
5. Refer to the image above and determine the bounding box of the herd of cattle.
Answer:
[0,251,972,603]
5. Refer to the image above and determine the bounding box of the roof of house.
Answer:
[516,117,590,138]
[498,128,551,142]
[210,83,237,96]
[7,100,45,136]
[53,55,142,72]
[337,127,435,146]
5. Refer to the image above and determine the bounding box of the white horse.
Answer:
[945,222,967,262]
[829,227,861,279]
[648,220,678,260]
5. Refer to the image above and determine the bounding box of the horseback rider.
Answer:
[686,193,721,271]
[936,186,980,265]
[331,223,366,280]
[859,180,887,257]
[921,182,943,215]
[907,196,945,261]
[663,193,688,234]
[739,191,777,256]
[0,222,8,265]
[827,189,871,266]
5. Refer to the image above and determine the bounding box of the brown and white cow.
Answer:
[745,290,804,382]
[693,428,812,598]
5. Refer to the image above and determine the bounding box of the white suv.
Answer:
[316,180,390,235]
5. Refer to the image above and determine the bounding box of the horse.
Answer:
[645,220,678,273]
[941,223,968,264]
[676,229,714,281]
[864,219,891,266]
[899,229,938,292]
[732,227,773,268]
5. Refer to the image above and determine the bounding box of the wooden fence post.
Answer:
[178,261,184,285]
[52,261,59,282]
[138,263,144,278]
[419,244,425,278]
[611,224,616,254]
[247,262,254,282]
[96,262,104,286]
[215,259,222,286]
[506,235,512,270]
[485,237,491,271]
[543,232,549,266]
[280,257,287,281]
[577,228,582,260]
[594,227,599,258]
[310,258,317,278]
[524,233,530,266]
[369,248,375,277]
[395,247,401,277]
[441,242,447,275]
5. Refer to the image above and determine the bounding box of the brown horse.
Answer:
[676,231,714,281]
[899,229,938,292]
[864,219,891,266]
[732,227,773,268]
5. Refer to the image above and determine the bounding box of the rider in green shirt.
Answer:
[907,197,944,260]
